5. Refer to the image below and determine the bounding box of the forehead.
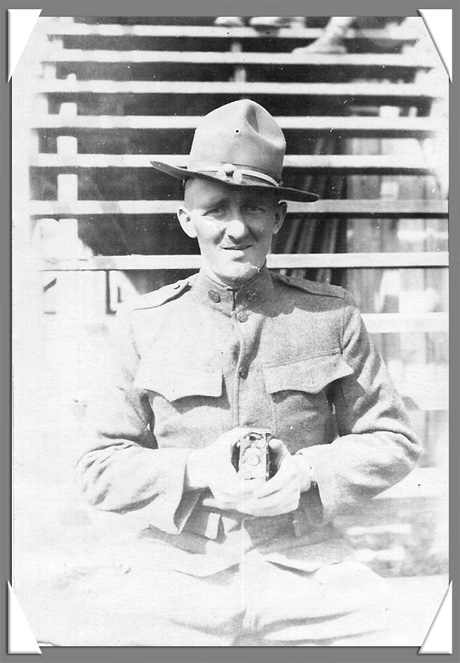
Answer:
[184,178,278,209]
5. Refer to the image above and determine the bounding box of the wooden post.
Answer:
[12,16,53,475]
[230,39,246,83]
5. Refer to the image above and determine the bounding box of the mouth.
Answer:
[222,245,252,252]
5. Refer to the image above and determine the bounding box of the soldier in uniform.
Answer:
[74,100,422,646]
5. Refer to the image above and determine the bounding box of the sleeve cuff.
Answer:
[135,448,200,534]
[295,450,316,492]
[293,449,325,534]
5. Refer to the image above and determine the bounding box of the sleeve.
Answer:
[296,290,423,527]
[74,304,202,535]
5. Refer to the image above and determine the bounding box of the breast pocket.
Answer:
[135,361,223,402]
[263,352,353,450]
[134,357,226,449]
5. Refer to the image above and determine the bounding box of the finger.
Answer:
[214,429,252,461]
[220,470,255,491]
[216,463,240,483]
[202,498,244,511]
[202,497,235,510]
[245,489,299,511]
[209,476,255,501]
[268,437,286,454]
[268,438,290,472]
[252,478,282,499]
[252,460,296,498]
[221,427,252,446]
[203,486,255,510]
[233,426,253,436]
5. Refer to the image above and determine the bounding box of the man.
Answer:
[75,100,422,646]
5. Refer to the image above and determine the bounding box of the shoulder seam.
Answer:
[122,277,194,312]
[274,272,345,299]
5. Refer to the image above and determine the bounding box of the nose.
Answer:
[226,209,249,241]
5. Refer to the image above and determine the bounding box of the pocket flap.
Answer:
[134,360,222,402]
[263,353,353,395]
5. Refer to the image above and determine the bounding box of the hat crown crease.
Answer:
[189,100,285,181]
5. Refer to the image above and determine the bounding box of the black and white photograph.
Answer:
[10,8,451,652]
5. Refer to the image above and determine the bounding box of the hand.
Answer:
[186,428,255,510]
[232,438,312,518]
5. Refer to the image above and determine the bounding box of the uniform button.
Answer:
[237,311,249,323]
[246,291,258,303]
[239,366,248,379]
[208,290,221,303]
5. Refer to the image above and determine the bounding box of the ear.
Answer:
[177,206,197,239]
[272,201,287,236]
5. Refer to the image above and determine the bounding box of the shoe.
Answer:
[249,16,300,29]
[214,17,246,28]
[292,39,347,55]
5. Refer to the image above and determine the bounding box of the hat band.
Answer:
[192,162,280,187]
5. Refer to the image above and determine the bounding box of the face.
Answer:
[177,179,286,287]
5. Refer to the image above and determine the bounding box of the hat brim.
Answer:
[150,161,318,203]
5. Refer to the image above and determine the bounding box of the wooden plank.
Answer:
[269,252,448,269]
[36,80,438,100]
[30,200,448,217]
[31,153,436,174]
[44,49,434,69]
[363,312,448,334]
[44,304,449,337]
[41,255,202,270]
[40,252,448,271]
[44,24,419,44]
[31,115,443,137]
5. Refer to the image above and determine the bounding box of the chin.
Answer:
[218,262,260,285]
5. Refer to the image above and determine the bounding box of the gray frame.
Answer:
[2,1,459,661]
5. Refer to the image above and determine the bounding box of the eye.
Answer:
[244,204,266,215]
[205,205,227,217]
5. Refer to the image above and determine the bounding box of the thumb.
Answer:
[268,437,290,471]
[268,437,289,457]
[217,427,252,450]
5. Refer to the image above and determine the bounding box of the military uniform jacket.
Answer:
[76,267,421,571]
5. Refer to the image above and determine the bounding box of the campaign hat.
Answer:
[150,99,318,203]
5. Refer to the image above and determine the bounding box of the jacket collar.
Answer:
[190,265,274,315]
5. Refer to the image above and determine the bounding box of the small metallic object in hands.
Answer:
[232,429,273,481]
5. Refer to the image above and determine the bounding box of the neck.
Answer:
[202,263,266,290]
